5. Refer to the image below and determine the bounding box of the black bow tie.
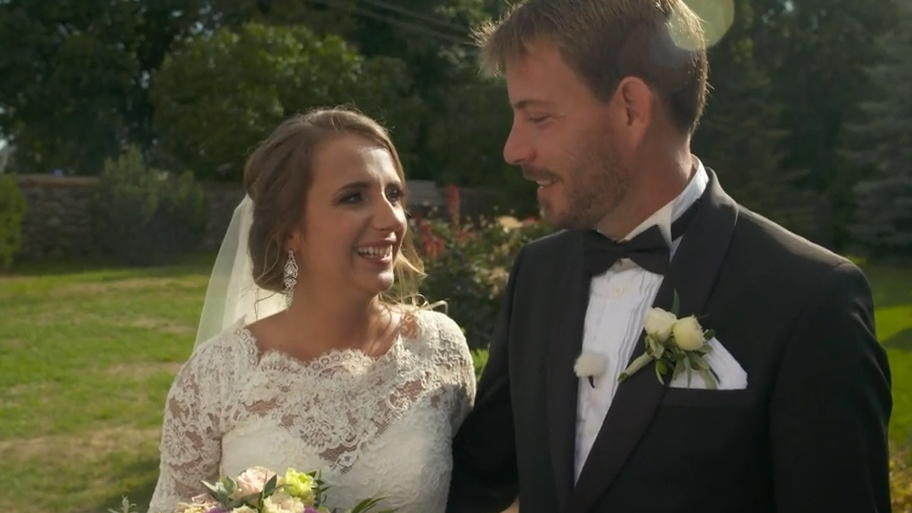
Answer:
[583,199,701,276]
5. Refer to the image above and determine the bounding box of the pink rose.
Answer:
[232,466,276,500]
[188,494,219,511]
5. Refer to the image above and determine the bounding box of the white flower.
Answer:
[262,491,305,513]
[574,352,607,386]
[231,507,258,513]
[672,316,706,351]
[643,307,677,340]
[232,466,276,500]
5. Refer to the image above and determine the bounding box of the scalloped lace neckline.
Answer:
[235,324,408,373]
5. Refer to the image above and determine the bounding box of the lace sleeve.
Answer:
[148,338,234,512]
[428,311,476,434]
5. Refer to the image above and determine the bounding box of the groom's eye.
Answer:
[528,113,551,124]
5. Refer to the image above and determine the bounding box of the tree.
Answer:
[0,0,252,174]
[0,0,507,188]
[424,76,535,215]
[692,0,817,238]
[0,0,142,173]
[151,23,421,180]
[290,0,508,184]
[746,0,898,246]
[843,0,912,255]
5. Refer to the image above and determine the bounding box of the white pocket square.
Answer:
[669,337,748,390]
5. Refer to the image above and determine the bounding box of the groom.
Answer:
[447,1,891,512]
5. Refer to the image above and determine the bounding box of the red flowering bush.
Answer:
[412,215,550,350]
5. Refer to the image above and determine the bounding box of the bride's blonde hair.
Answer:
[242,107,426,308]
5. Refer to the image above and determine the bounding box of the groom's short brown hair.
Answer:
[477,0,709,134]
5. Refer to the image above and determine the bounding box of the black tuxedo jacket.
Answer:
[447,172,891,513]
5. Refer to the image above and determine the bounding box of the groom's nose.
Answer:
[503,118,534,166]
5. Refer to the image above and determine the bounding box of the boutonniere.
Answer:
[619,294,719,388]
[574,352,607,388]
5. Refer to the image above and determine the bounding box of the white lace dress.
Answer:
[148,309,475,513]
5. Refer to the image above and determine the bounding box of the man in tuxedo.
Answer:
[447,1,891,512]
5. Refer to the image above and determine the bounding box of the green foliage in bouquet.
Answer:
[413,215,552,350]
[0,174,25,269]
[120,466,396,513]
[91,146,207,266]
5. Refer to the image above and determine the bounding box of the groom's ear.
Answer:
[614,76,654,146]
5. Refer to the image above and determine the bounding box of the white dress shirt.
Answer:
[573,159,709,481]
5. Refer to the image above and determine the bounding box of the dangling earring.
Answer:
[283,250,298,307]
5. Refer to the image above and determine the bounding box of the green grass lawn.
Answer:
[0,256,910,513]
[0,256,214,513]
[867,262,912,446]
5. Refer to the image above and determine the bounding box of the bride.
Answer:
[148,108,475,513]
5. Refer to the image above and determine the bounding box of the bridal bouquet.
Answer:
[112,466,394,513]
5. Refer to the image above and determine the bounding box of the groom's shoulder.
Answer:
[520,229,580,262]
[733,205,858,280]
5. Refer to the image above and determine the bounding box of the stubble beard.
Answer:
[545,145,630,231]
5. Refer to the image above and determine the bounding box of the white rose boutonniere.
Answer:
[643,307,677,340]
[671,315,706,351]
[619,293,718,388]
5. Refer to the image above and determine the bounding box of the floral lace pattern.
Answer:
[148,310,475,513]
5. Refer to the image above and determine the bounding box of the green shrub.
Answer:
[0,175,25,268]
[415,215,552,350]
[893,450,912,513]
[471,349,489,381]
[92,147,207,266]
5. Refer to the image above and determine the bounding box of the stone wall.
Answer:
[12,175,497,261]
[13,175,245,260]
[15,175,98,259]
[202,183,245,250]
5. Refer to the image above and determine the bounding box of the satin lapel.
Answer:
[545,231,589,511]
[568,170,739,513]
[669,170,739,318]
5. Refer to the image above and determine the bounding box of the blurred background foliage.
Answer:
[0,0,907,254]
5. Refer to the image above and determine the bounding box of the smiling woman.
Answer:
[147,108,476,513]
[291,133,409,304]
[242,109,423,305]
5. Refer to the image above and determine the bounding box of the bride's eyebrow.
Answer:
[336,177,403,192]
[335,182,371,194]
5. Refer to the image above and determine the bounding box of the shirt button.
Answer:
[613,286,625,297]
